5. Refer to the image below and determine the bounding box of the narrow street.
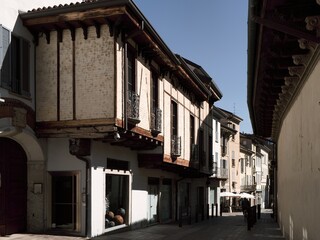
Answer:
[2,209,285,240]
[98,209,284,240]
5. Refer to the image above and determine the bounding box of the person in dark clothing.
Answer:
[241,198,250,218]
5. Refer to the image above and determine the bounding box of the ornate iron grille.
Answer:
[127,90,140,123]
[150,107,162,134]
[171,135,181,157]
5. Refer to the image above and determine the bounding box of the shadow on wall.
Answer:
[130,218,149,230]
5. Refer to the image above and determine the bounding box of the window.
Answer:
[190,115,195,146]
[105,174,129,229]
[241,158,244,173]
[0,26,30,96]
[151,71,158,110]
[199,129,205,167]
[171,100,180,156]
[126,45,139,122]
[171,101,178,136]
[0,25,10,88]
[215,121,219,142]
[232,150,235,168]
[208,135,212,160]
[127,45,136,93]
[150,71,161,133]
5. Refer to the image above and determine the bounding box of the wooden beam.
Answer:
[36,118,116,129]
[251,15,320,43]
[23,7,126,27]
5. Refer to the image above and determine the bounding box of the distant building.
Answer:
[218,108,242,211]
[240,134,271,208]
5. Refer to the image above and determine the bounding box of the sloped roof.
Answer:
[20,0,215,102]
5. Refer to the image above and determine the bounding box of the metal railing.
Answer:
[171,135,181,157]
[150,107,162,134]
[127,90,140,123]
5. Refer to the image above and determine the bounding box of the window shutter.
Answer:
[21,39,30,96]
[0,25,11,89]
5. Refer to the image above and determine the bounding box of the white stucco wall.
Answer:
[89,141,178,237]
[277,59,320,240]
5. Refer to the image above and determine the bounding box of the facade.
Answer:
[1,0,222,237]
[239,134,255,202]
[0,0,73,236]
[248,0,320,239]
[240,134,270,208]
[218,108,242,211]
[207,106,224,215]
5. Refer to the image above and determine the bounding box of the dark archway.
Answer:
[0,137,27,235]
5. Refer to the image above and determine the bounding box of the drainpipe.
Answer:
[76,155,90,238]
[124,40,128,131]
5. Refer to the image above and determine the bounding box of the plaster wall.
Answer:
[162,77,208,162]
[59,30,73,120]
[36,33,58,121]
[46,138,87,236]
[90,141,177,236]
[135,59,153,130]
[277,59,320,240]
[36,24,114,122]
[75,25,114,119]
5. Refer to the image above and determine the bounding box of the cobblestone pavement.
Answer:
[1,209,285,240]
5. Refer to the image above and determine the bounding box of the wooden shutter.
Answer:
[0,25,11,89]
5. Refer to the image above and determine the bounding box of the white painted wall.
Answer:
[90,141,178,236]
[277,59,320,240]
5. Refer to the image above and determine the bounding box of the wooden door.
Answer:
[0,138,27,235]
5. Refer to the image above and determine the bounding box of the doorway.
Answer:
[51,172,79,231]
[148,177,159,224]
[0,138,27,235]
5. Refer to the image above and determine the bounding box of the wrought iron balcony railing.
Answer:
[150,107,162,134]
[171,135,181,157]
[127,90,140,124]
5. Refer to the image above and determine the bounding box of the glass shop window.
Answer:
[105,174,129,229]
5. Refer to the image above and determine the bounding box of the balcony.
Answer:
[127,90,140,124]
[171,135,181,157]
[150,107,162,135]
[218,167,229,179]
[240,184,256,192]
[211,166,228,180]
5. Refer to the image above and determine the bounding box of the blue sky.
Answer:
[133,0,252,133]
